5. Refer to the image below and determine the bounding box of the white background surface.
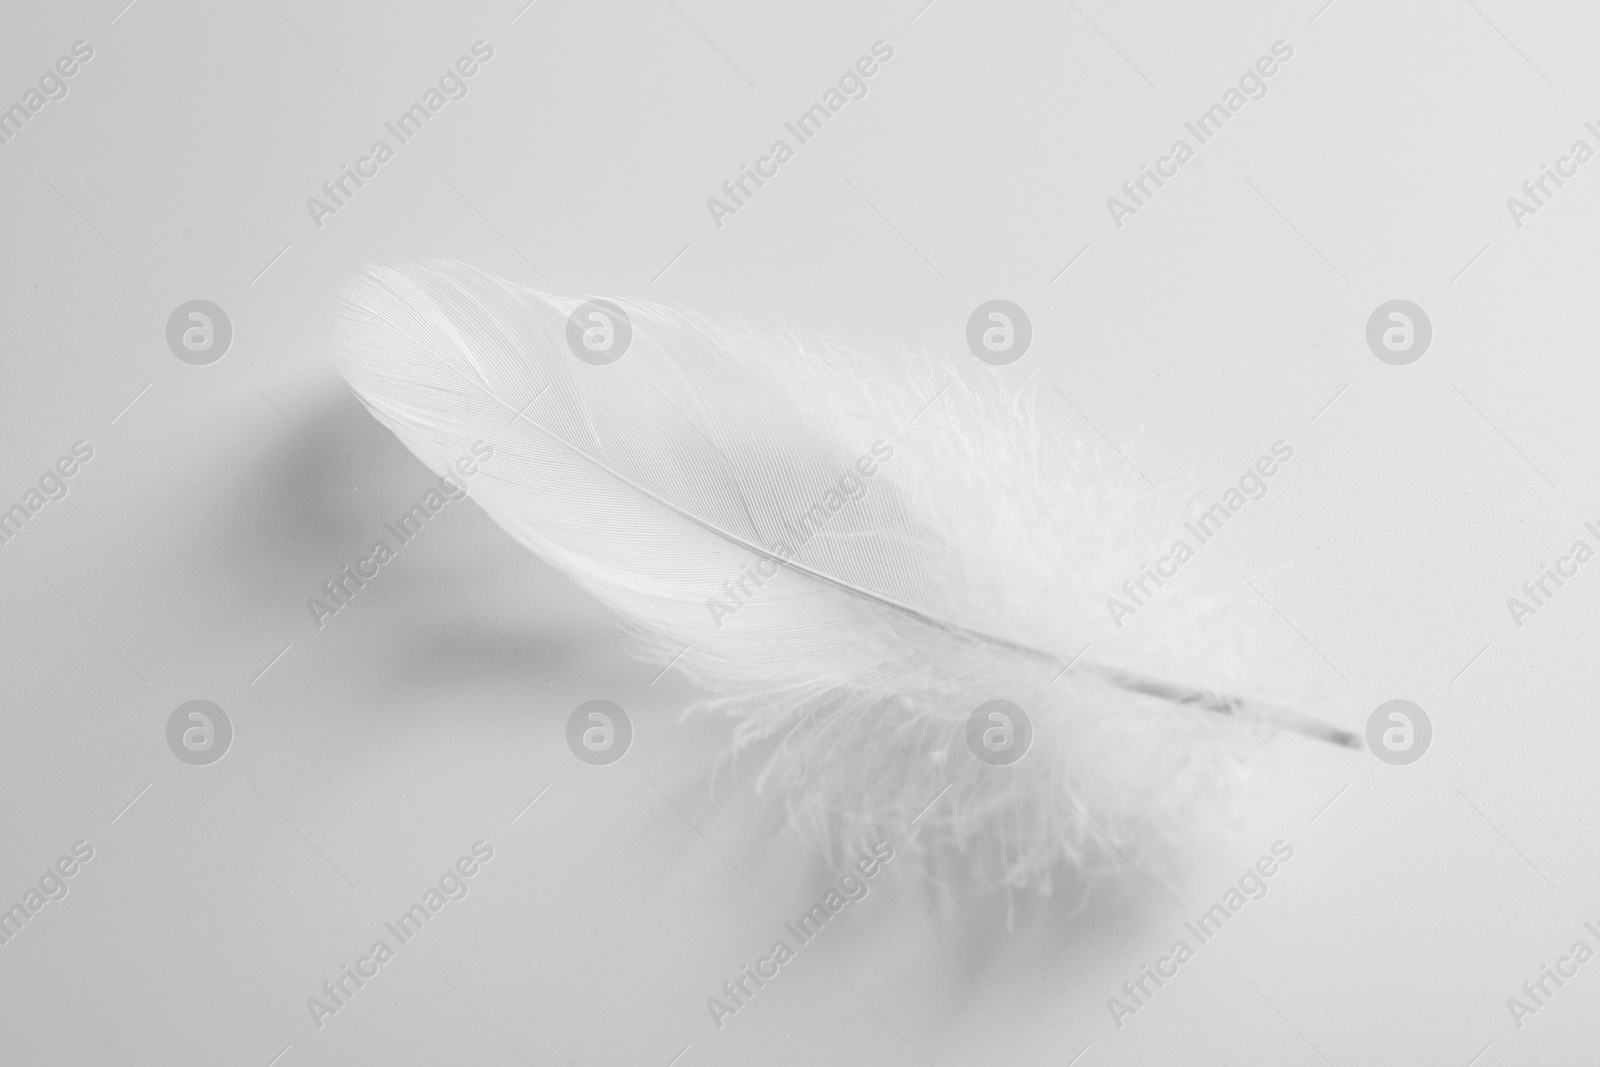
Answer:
[2,1,1598,1064]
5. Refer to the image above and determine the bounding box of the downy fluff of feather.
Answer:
[337,260,1340,895]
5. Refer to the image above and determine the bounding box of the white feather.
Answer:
[337,260,1354,893]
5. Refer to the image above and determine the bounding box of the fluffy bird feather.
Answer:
[337,260,1354,894]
